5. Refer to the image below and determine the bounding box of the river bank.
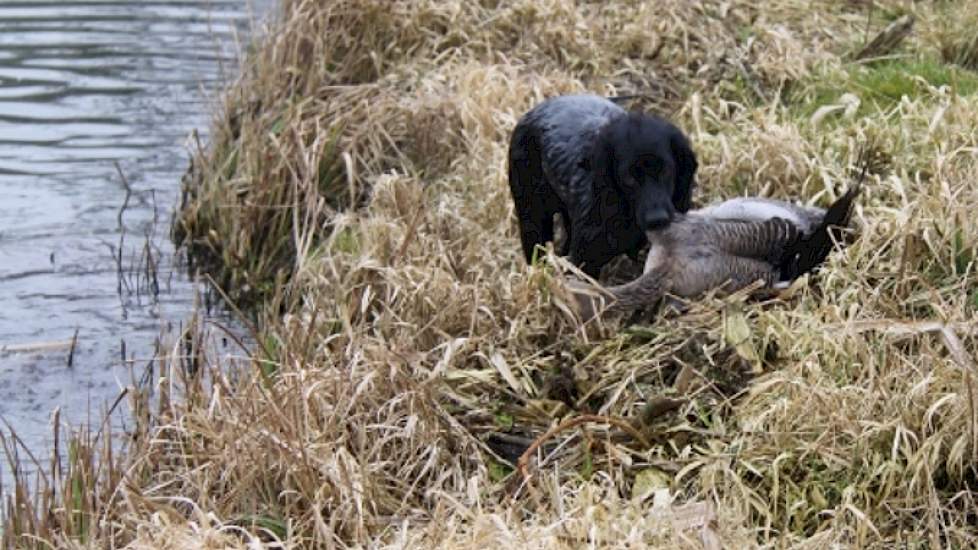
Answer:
[7,0,978,547]
[0,0,272,492]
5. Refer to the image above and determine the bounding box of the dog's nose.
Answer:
[641,207,672,230]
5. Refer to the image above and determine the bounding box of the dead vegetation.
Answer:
[5,0,978,547]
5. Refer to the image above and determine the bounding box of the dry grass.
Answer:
[6,0,978,547]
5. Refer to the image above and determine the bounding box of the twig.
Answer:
[938,325,974,372]
[114,161,132,230]
[115,162,133,300]
[94,388,129,443]
[517,414,651,483]
[66,328,79,368]
[854,14,915,61]
[863,0,874,47]
[966,372,977,469]
[142,238,160,299]
[0,340,74,354]
[391,202,426,265]
[0,417,52,490]
[202,273,273,360]
[937,325,978,466]
[836,319,978,337]
[52,407,61,487]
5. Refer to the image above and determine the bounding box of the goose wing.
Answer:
[677,216,802,263]
[685,183,862,281]
[693,197,824,234]
[668,254,780,297]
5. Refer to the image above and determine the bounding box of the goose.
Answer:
[569,183,863,320]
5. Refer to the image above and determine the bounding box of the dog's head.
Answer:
[590,113,698,231]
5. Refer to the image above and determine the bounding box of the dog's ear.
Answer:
[588,130,617,188]
[669,128,697,213]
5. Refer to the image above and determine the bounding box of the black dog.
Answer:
[508,94,698,278]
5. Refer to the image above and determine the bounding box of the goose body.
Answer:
[572,186,861,318]
[691,197,825,234]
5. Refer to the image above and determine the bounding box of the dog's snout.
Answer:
[641,207,672,230]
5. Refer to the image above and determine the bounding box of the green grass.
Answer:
[854,58,978,102]
[791,57,978,123]
[330,227,360,255]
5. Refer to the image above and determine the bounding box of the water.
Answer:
[0,0,273,477]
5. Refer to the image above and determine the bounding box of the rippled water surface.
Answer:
[0,0,272,475]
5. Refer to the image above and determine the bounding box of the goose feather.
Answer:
[571,185,862,320]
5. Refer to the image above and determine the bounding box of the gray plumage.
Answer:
[691,197,825,234]
[571,186,862,320]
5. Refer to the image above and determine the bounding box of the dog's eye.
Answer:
[641,158,662,173]
[630,158,661,181]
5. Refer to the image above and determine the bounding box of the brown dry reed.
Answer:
[5,0,978,548]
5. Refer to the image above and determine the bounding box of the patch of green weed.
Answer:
[790,57,978,122]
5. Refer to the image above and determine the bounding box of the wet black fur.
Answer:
[508,95,698,278]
